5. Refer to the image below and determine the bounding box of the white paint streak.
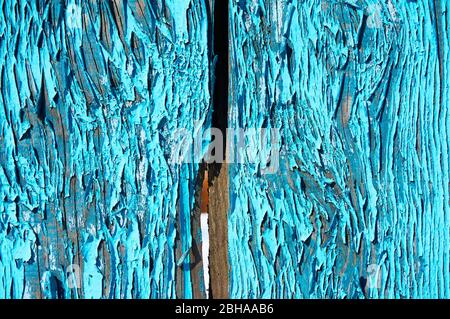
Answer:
[200,213,210,298]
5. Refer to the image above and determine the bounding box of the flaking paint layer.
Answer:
[0,0,211,298]
[228,0,449,298]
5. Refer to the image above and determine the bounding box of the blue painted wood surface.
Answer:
[0,0,211,298]
[228,0,449,298]
[0,0,449,299]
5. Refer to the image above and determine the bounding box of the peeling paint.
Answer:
[0,0,448,300]
[0,0,212,298]
[228,0,449,299]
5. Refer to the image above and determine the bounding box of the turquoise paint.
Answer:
[228,0,449,298]
[0,0,448,300]
[0,0,211,298]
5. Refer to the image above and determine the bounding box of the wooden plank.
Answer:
[227,0,449,298]
[0,0,212,299]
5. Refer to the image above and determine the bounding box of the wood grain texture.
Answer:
[208,163,229,299]
[0,0,212,298]
[228,0,449,298]
[0,0,448,300]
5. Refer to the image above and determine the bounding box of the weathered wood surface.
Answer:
[0,0,449,300]
[228,0,449,298]
[208,163,229,298]
[0,0,211,298]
